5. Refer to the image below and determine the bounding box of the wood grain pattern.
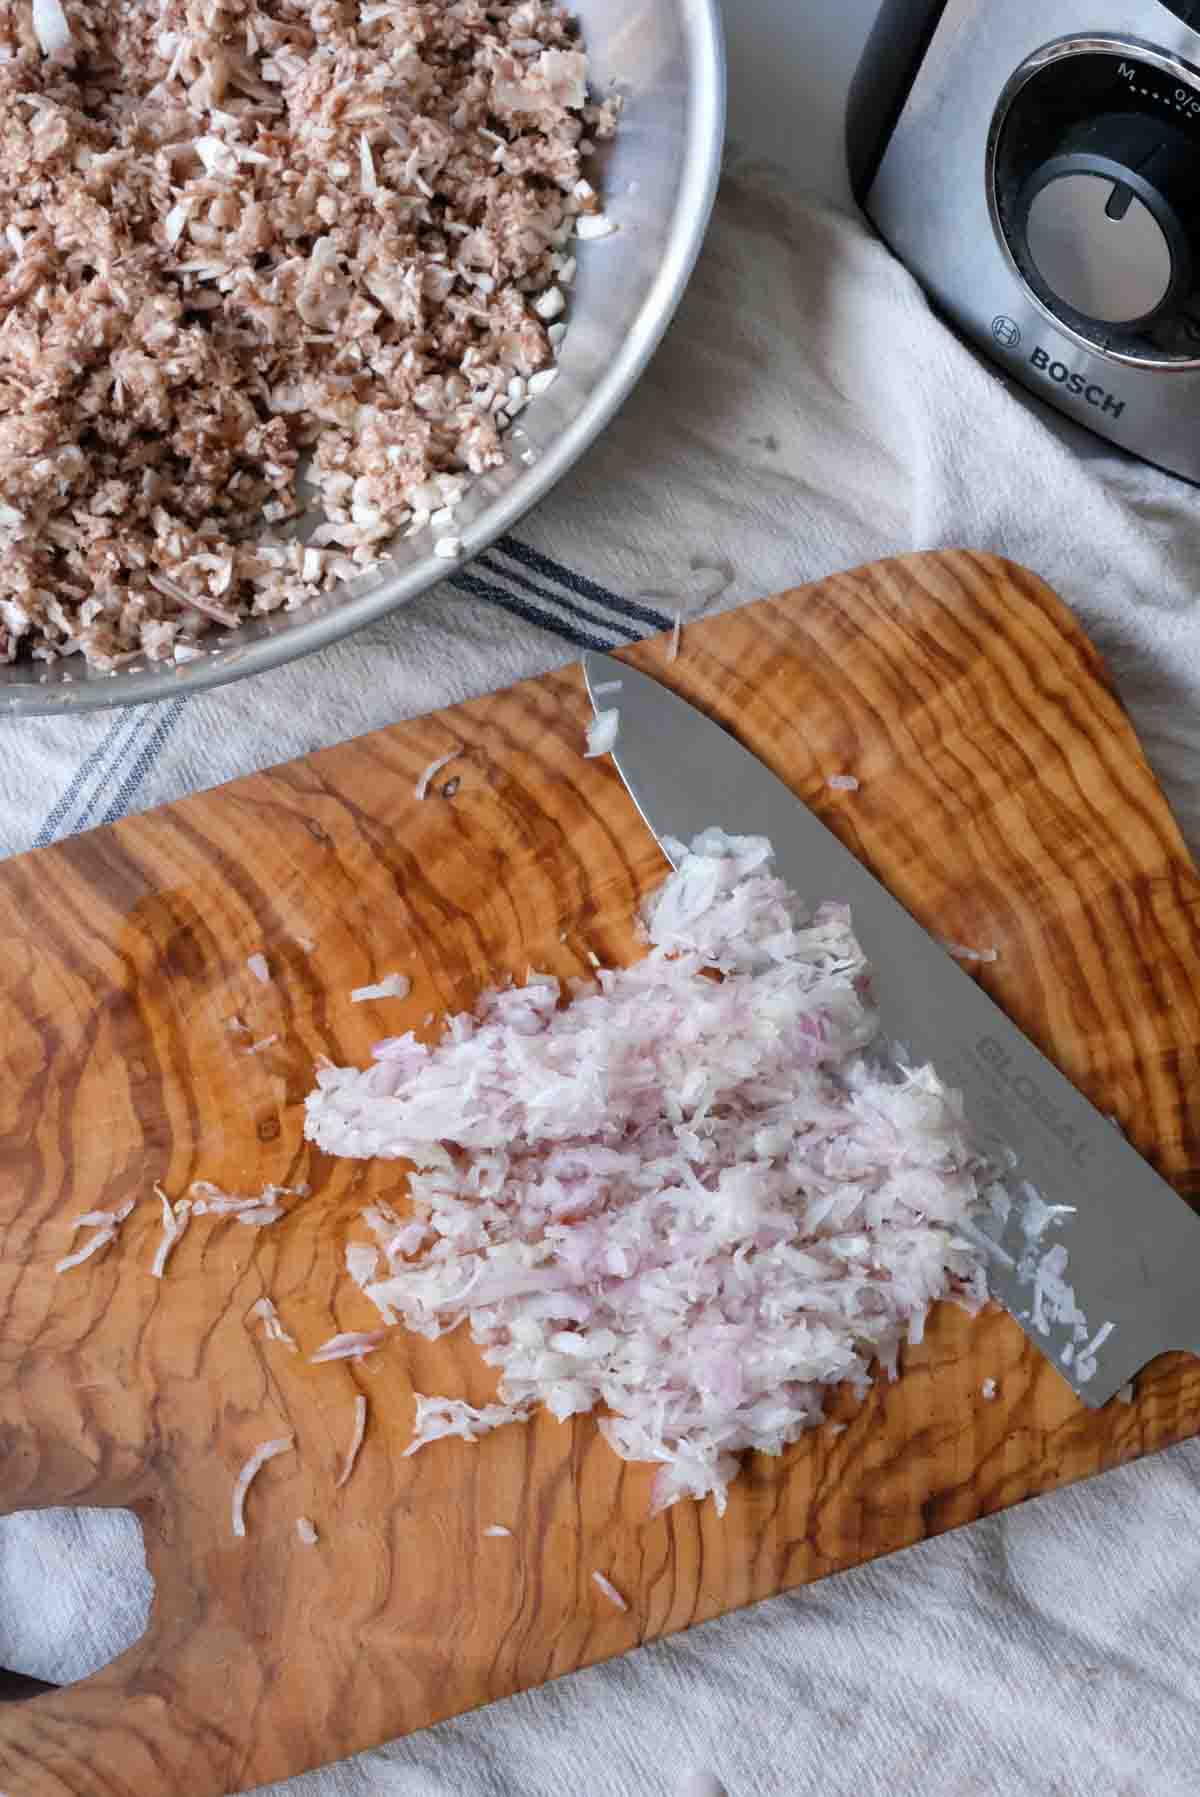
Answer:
[2,550,1200,1797]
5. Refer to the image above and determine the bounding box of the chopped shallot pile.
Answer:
[0,0,617,669]
[305,828,999,1515]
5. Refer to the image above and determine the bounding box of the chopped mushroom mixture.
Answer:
[0,0,616,668]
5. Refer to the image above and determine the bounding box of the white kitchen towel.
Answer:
[5,147,1200,1796]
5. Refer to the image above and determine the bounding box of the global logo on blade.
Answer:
[976,1037,1091,1168]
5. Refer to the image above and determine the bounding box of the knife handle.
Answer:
[0,1670,55,1702]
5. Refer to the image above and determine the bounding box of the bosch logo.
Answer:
[1028,347,1126,420]
[991,315,1021,348]
[976,1036,1091,1168]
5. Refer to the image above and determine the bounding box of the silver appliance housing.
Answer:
[848,1,1200,482]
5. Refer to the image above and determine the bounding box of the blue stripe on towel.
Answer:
[477,552,643,642]
[496,537,673,634]
[448,569,618,653]
[34,711,137,848]
[100,699,187,825]
[72,710,163,836]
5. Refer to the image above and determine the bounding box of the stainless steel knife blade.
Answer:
[582,651,1200,1406]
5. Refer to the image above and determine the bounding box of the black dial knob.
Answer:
[1013,115,1193,329]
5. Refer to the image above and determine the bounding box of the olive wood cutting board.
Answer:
[3,550,1200,1797]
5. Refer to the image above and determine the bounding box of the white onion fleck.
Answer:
[57,1194,137,1271]
[591,1570,628,1611]
[310,1329,388,1364]
[55,1227,116,1275]
[584,708,619,758]
[150,1184,191,1279]
[415,749,460,800]
[249,1297,298,1351]
[403,1394,533,1457]
[533,286,565,320]
[232,1435,294,1539]
[336,1394,369,1489]
[31,0,72,57]
[575,212,616,240]
[359,133,377,195]
[345,1241,380,1288]
[351,974,411,1004]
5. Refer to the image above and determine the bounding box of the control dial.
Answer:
[1015,114,1191,328]
[992,46,1200,361]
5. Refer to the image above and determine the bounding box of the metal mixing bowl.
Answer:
[7,0,725,715]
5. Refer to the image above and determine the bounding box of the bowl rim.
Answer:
[10,0,726,717]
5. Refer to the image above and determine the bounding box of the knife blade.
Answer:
[582,651,1200,1406]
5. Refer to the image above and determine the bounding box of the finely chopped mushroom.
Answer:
[0,0,617,670]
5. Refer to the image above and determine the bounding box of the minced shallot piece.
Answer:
[415,751,461,801]
[243,1034,280,1056]
[576,212,617,240]
[246,955,271,986]
[31,0,72,56]
[310,1329,388,1364]
[335,1394,369,1490]
[305,829,993,1515]
[296,1517,319,1546]
[231,1435,294,1539]
[71,1199,136,1230]
[56,1195,136,1274]
[1074,1318,1116,1386]
[591,1570,628,1611]
[1018,1186,1076,1242]
[403,1395,534,1457]
[234,1203,286,1226]
[826,774,859,792]
[584,709,620,758]
[249,1296,298,1352]
[0,2,619,671]
[351,974,411,1004]
[150,1185,192,1279]
[944,943,1000,965]
[55,1227,117,1275]
[346,1241,380,1289]
[191,1180,306,1227]
[483,1524,513,1538]
[981,1378,997,1400]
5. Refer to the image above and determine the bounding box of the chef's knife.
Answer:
[582,651,1200,1406]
